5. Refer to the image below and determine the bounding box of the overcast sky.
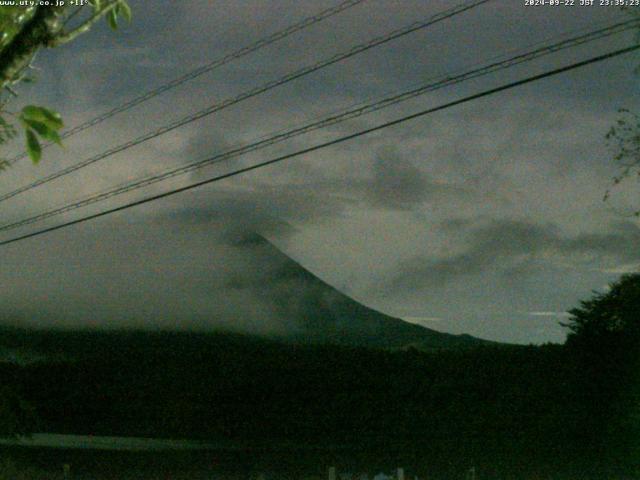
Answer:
[0,0,638,343]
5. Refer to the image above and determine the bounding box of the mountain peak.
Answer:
[230,234,488,349]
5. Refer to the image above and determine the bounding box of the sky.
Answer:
[0,0,638,344]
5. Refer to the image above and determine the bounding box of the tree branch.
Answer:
[51,1,121,47]
[0,6,67,90]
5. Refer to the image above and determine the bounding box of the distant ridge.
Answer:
[0,233,489,352]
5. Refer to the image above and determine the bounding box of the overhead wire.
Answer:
[0,18,637,235]
[0,43,637,247]
[4,0,369,166]
[0,0,491,204]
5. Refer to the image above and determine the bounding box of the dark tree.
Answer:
[0,384,37,438]
[563,273,640,347]
[562,273,640,472]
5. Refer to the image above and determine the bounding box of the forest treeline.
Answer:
[0,275,638,478]
[0,332,636,477]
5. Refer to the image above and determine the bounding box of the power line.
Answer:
[0,0,491,204]
[1,43,637,248]
[0,19,636,235]
[5,0,368,166]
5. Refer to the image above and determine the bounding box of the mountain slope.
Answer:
[0,232,488,352]
[223,233,488,349]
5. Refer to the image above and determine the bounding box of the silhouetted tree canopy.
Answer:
[563,273,640,348]
[561,273,640,470]
[0,385,37,438]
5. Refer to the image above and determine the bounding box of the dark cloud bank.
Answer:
[387,219,640,292]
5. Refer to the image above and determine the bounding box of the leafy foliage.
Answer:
[0,7,37,51]
[19,105,64,163]
[604,110,640,214]
[561,274,640,471]
[563,272,640,344]
[603,7,640,212]
[0,1,131,166]
[0,115,17,146]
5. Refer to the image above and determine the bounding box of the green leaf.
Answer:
[118,1,132,22]
[21,105,63,131]
[107,8,118,30]
[44,128,62,146]
[21,118,62,146]
[25,129,41,164]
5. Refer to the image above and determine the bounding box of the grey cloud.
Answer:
[3,0,637,344]
[179,143,473,229]
[563,222,640,263]
[0,216,301,335]
[388,219,640,292]
[364,146,469,210]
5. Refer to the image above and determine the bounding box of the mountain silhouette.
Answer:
[222,233,488,349]
[0,232,488,353]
